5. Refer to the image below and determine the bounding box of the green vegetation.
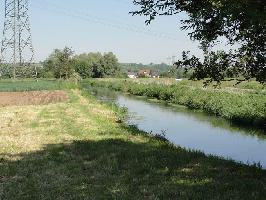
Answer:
[132,0,266,83]
[41,47,76,79]
[74,52,123,78]
[85,78,266,129]
[39,47,122,79]
[0,87,265,199]
[40,47,123,79]
[0,79,79,92]
[0,64,41,79]
[114,78,266,91]
[0,47,123,80]
[121,62,193,78]
[121,62,170,74]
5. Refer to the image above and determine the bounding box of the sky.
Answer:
[0,0,204,64]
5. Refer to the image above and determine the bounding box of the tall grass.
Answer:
[84,79,266,128]
[0,79,79,92]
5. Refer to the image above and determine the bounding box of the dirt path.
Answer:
[0,90,68,107]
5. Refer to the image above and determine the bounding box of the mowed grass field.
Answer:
[0,80,266,199]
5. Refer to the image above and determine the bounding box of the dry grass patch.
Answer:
[0,90,68,107]
[0,90,116,157]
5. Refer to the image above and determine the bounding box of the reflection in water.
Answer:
[88,87,266,168]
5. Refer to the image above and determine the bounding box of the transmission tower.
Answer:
[0,0,35,79]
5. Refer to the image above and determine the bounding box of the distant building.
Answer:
[151,71,160,78]
[127,71,138,79]
[138,69,152,78]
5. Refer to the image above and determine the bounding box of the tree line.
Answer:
[41,47,124,79]
[121,63,171,73]
[0,47,124,79]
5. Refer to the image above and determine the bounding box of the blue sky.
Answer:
[0,0,203,64]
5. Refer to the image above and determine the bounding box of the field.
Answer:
[0,80,266,199]
[0,91,68,107]
[86,78,266,130]
[0,79,79,92]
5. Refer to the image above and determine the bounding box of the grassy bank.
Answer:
[126,78,266,93]
[84,79,266,129]
[0,79,79,92]
[0,88,266,199]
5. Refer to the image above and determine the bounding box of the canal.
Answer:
[87,87,266,168]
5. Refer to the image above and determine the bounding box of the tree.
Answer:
[43,47,75,79]
[0,64,12,78]
[176,50,233,84]
[101,52,120,77]
[74,52,120,78]
[132,0,266,82]
[73,53,94,79]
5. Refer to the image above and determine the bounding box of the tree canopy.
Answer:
[132,0,266,82]
[74,52,121,78]
[42,47,75,79]
[41,48,122,79]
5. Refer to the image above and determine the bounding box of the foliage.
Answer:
[42,47,75,79]
[132,0,266,82]
[41,49,121,79]
[0,64,12,78]
[73,53,101,78]
[74,52,121,78]
[100,52,121,77]
[121,62,171,73]
[159,67,191,78]
[175,50,240,84]
[0,64,42,79]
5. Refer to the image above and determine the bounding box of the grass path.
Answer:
[0,90,265,199]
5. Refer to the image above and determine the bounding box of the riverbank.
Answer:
[0,85,265,199]
[84,79,266,129]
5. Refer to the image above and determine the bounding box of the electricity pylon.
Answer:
[0,0,35,79]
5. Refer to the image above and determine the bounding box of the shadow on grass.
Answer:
[0,137,266,200]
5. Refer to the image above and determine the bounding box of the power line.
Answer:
[31,0,179,41]
[109,0,132,5]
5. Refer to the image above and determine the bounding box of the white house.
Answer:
[128,72,138,79]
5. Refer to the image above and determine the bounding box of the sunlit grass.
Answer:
[0,89,265,199]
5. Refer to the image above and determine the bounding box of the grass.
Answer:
[0,79,79,92]
[115,78,266,93]
[0,88,266,199]
[84,78,266,129]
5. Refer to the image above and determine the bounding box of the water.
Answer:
[89,87,266,168]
